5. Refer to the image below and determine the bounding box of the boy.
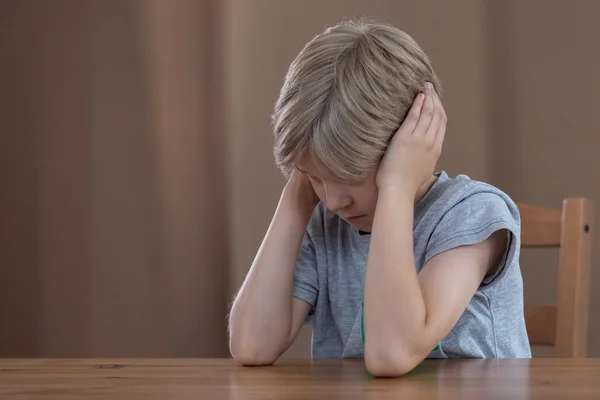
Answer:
[228,19,531,377]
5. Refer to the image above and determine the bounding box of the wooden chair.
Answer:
[518,198,595,357]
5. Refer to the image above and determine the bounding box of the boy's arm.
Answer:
[363,189,507,377]
[364,82,506,377]
[228,173,317,366]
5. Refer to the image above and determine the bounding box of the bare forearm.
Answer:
[229,186,312,362]
[364,188,428,368]
[363,81,449,377]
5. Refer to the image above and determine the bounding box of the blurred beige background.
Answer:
[1,0,598,358]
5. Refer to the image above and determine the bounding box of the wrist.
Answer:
[377,182,417,205]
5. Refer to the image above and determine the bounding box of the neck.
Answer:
[359,174,439,235]
[414,174,438,204]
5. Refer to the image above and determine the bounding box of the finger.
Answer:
[397,92,425,136]
[432,91,446,152]
[436,120,446,153]
[426,87,443,141]
[438,93,447,136]
[413,82,435,135]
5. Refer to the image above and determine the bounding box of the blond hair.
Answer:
[272,19,441,181]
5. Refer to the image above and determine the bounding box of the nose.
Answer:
[323,183,352,213]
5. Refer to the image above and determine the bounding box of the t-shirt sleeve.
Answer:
[292,230,319,314]
[425,190,521,286]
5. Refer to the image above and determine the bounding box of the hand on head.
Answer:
[376,82,447,196]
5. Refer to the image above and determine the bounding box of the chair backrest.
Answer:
[518,198,594,357]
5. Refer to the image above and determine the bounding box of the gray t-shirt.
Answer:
[293,170,532,359]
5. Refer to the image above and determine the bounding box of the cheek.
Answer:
[311,182,327,201]
[368,191,379,211]
[356,185,379,213]
[362,192,379,212]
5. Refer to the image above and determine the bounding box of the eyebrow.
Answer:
[297,167,325,181]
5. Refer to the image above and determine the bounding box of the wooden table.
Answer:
[1,358,599,399]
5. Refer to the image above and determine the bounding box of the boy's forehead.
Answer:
[296,153,331,177]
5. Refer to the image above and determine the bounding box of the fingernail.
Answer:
[426,82,434,89]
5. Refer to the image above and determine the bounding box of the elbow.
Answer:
[365,356,419,378]
[229,340,281,367]
[231,351,278,367]
[227,316,291,366]
[364,343,423,378]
